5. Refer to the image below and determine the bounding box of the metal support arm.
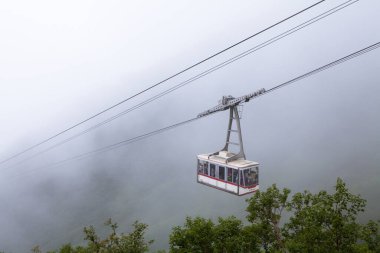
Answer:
[200,88,265,163]
[209,106,246,163]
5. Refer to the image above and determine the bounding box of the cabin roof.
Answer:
[197,151,259,168]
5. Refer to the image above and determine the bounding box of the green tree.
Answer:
[213,216,247,253]
[39,218,153,253]
[239,224,261,253]
[31,178,378,253]
[246,184,290,252]
[117,221,153,253]
[31,245,42,253]
[359,220,380,252]
[169,216,214,253]
[57,244,76,253]
[285,178,366,253]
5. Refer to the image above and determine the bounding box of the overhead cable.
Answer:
[13,117,201,177]
[2,0,359,170]
[265,42,380,94]
[0,0,327,166]
[16,41,379,175]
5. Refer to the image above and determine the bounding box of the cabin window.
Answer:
[242,167,258,187]
[219,166,225,180]
[204,163,208,175]
[254,167,259,184]
[197,160,208,175]
[197,159,202,174]
[227,167,233,182]
[240,170,244,186]
[232,169,238,184]
[210,164,216,177]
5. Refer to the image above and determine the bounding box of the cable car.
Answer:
[196,89,265,196]
[197,152,259,196]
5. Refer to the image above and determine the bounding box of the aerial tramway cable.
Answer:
[0,0,327,166]
[13,41,379,177]
[2,0,359,170]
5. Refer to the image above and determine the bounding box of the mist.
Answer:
[0,0,379,252]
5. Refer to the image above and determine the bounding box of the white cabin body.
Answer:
[197,151,259,196]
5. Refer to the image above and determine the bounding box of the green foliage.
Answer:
[285,178,366,253]
[169,216,214,253]
[213,216,243,253]
[30,178,378,253]
[82,218,153,253]
[118,221,154,253]
[360,220,380,252]
[239,223,261,252]
[169,178,377,253]
[246,184,290,252]
[169,215,259,253]
[31,245,42,253]
[34,218,152,253]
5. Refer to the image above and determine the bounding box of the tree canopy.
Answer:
[31,219,153,253]
[3,178,378,253]
[169,178,380,253]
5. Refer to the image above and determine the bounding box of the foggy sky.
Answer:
[0,1,379,252]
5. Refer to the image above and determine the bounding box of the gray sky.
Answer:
[0,0,379,252]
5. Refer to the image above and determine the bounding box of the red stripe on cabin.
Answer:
[198,172,258,189]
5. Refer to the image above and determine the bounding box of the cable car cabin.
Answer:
[196,90,265,196]
[197,151,259,196]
